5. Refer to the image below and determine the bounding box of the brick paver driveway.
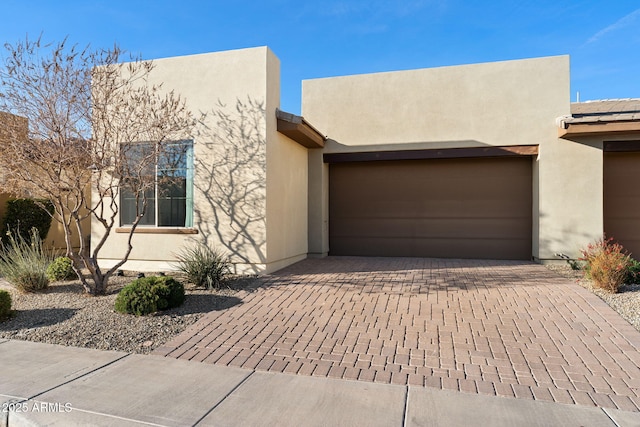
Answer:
[155,257,640,411]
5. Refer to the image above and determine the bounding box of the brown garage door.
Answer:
[604,152,640,258]
[329,157,532,259]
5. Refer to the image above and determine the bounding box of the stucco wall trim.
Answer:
[115,227,199,234]
[323,145,538,163]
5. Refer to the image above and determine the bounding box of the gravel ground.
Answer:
[546,263,640,332]
[1,264,639,355]
[0,272,260,354]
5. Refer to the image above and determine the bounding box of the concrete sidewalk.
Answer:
[1,340,639,426]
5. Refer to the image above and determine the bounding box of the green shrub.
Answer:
[566,259,583,271]
[161,276,185,308]
[46,256,77,281]
[580,237,631,293]
[175,244,231,289]
[114,280,157,315]
[1,198,54,247]
[0,289,11,321]
[114,276,185,316]
[0,228,54,292]
[626,258,640,284]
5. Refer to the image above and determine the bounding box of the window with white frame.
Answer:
[120,140,194,227]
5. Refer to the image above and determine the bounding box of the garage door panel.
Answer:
[333,199,529,218]
[332,236,530,259]
[331,217,531,239]
[605,197,630,213]
[329,157,532,259]
[606,219,640,240]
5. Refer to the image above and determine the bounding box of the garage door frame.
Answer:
[324,145,537,260]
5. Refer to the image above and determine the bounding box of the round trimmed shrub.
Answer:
[114,279,158,316]
[0,289,11,321]
[162,276,185,308]
[114,276,185,316]
[46,257,77,281]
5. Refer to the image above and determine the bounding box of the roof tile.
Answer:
[564,99,640,124]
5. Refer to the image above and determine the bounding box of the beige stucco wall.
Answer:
[265,130,308,270]
[264,51,309,271]
[536,137,603,260]
[45,205,90,253]
[303,56,568,151]
[302,55,600,261]
[0,194,88,253]
[95,47,308,274]
[546,131,640,259]
[307,150,329,257]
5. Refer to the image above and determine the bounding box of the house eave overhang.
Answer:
[323,145,539,163]
[558,120,640,138]
[276,109,326,149]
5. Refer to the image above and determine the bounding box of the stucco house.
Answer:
[93,47,640,273]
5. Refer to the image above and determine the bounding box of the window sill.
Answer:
[116,227,199,235]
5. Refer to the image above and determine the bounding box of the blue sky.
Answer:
[1,0,639,114]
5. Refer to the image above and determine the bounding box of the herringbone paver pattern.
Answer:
[155,257,640,411]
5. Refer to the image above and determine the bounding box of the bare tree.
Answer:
[0,36,195,294]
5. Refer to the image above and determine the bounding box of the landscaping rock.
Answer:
[0,273,255,354]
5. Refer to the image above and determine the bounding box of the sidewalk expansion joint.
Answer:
[601,407,622,427]
[27,353,132,401]
[402,386,410,427]
[192,370,255,426]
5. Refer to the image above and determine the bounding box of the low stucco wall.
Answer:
[1,113,89,253]
[44,213,89,253]
[0,194,89,253]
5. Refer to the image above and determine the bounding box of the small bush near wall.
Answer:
[580,237,632,293]
[175,244,231,289]
[0,228,53,292]
[1,198,54,246]
[0,289,11,321]
[114,276,185,316]
[626,259,640,285]
[46,257,77,281]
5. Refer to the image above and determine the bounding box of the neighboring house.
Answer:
[92,47,640,273]
[558,99,640,257]
[0,112,90,252]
